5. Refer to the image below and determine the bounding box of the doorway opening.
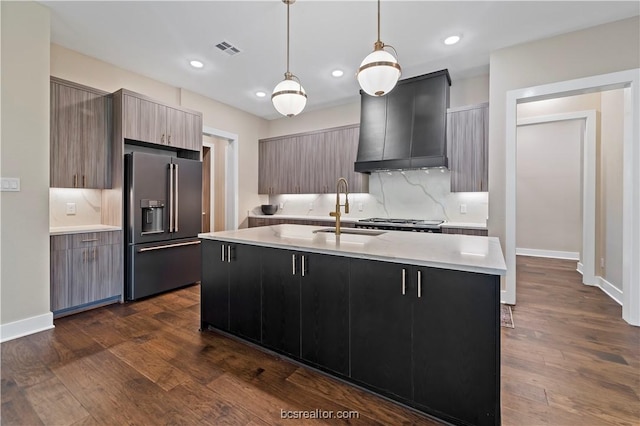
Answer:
[202,126,239,231]
[504,69,640,326]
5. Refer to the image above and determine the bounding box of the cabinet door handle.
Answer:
[161,134,165,144]
[402,268,406,295]
[81,238,98,243]
[292,254,296,275]
[83,250,86,262]
[301,255,306,277]
[92,248,97,261]
[417,270,422,298]
[227,245,231,263]
[82,175,86,188]
[221,244,225,262]
[168,134,172,145]
[73,174,78,188]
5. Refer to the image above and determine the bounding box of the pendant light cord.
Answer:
[377,0,381,44]
[286,0,290,74]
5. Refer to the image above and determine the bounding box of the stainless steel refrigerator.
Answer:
[124,152,202,300]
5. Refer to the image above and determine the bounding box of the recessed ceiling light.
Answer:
[444,35,461,46]
[332,69,344,78]
[255,91,267,98]
[189,60,204,68]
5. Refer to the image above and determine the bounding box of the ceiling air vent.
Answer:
[215,40,242,56]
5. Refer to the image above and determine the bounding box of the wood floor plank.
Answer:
[23,376,90,425]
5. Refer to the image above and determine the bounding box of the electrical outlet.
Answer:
[66,203,77,215]
[279,202,284,209]
[460,204,467,214]
[358,202,363,212]
[309,202,313,211]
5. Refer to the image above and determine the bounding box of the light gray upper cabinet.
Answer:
[448,103,489,192]
[50,77,111,189]
[121,91,202,152]
[259,125,369,195]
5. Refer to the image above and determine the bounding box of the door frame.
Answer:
[504,68,640,326]
[516,110,597,287]
[202,126,239,230]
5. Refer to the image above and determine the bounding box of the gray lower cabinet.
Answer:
[259,124,369,194]
[201,239,500,426]
[50,231,123,317]
[448,103,489,192]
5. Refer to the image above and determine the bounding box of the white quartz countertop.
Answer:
[199,224,506,276]
[50,224,122,235]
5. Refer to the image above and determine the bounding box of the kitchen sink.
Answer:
[313,227,387,236]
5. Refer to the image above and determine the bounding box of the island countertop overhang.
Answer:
[199,224,506,276]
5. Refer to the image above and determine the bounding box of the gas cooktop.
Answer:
[356,218,444,232]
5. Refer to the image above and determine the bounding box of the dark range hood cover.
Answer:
[355,69,451,173]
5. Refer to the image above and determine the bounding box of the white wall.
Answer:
[600,89,624,291]
[516,120,584,254]
[0,1,53,338]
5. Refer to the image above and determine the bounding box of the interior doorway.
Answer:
[202,126,239,231]
[504,68,640,326]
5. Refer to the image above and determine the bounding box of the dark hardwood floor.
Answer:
[1,256,638,425]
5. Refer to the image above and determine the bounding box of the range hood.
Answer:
[355,69,451,173]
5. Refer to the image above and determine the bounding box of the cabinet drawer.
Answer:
[70,231,122,248]
[51,231,122,250]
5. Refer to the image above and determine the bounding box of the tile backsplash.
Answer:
[265,169,488,223]
[50,188,102,227]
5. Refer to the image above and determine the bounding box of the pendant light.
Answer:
[272,0,307,117]
[357,0,401,97]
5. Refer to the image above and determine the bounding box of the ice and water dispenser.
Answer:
[140,199,164,234]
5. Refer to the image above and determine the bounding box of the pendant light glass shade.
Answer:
[357,0,401,97]
[357,48,401,96]
[272,0,306,117]
[272,74,307,117]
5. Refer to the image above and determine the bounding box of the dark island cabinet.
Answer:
[201,240,261,340]
[261,248,301,356]
[413,267,499,426]
[228,244,262,341]
[300,253,350,376]
[201,239,500,426]
[201,240,229,330]
[349,259,413,400]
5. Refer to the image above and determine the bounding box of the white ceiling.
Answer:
[43,1,639,120]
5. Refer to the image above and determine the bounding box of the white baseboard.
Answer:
[516,248,580,260]
[577,262,584,274]
[597,277,623,306]
[0,312,54,343]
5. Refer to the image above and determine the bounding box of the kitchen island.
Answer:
[199,224,506,426]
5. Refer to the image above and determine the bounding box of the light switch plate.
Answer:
[460,204,467,214]
[279,203,284,209]
[358,203,363,212]
[0,177,20,192]
[66,203,77,215]
[309,202,313,211]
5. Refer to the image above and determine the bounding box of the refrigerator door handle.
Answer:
[174,163,179,233]
[168,163,174,233]
[137,240,201,253]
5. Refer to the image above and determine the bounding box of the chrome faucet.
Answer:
[330,177,350,235]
